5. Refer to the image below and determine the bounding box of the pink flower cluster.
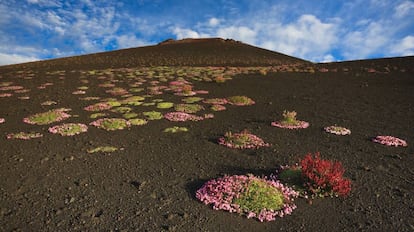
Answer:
[196,175,298,222]
[0,85,24,91]
[372,135,407,147]
[23,109,71,125]
[0,93,12,97]
[0,118,5,124]
[6,132,43,140]
[84,102,112,111]
[271,121,309,129]
[48,123,88,136]
[324,126,351,135]
[218,131,270,149]
[89,118,131,130]
[164,112,204,122]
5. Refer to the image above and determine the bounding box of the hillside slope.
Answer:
[0,38,309,71]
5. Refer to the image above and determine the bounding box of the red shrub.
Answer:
[300,153,351,197]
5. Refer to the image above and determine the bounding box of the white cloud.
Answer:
[116,34,149,48]
[391,35,414,56]
[394,1,414,18]
[217,26,256,45]
[208,17,220,27]
[342,21,389,59]
[0,53,39,65]
[173,27,201,39]
[258,14,337,61]
[318,54,336,63]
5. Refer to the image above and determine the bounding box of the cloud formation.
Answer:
[0,0,413,65]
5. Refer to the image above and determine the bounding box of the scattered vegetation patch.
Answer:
[129,118,148,126]
[372,135,407,147]
[90,113,107,119]
[156,102,174,109]
[90,118,131,131]
[196,174,298,222]
[84,102,113,112]
[227,96,255,106]
[164,112,204,122]
[6,132,43,140]
[48,123,88,136]
[218,130,270,149]
[23,108,71,125]
[271,110,309,129]
[111,106,133,114]
[41,100,57,106]
[87,146,120,154]
[143,111,163,120]
[182,97,203,103]
[211,104,226,111]
[324,126,351,135]
[123,113,138,119]
[174,104,204,113]
[163,126,188,133]
[203,98,228,105]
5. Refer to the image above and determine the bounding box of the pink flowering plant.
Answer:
[196,174,298,222]
[164,112,204,122]
[23,108,71,125]
[83,102,113,112]
[0,118,4,124]
[218,130,270,149]
[174,103,204,113]
[271,110,309,129]
[372,135,407,147]
[6,132,43,140]
[324,125,351,135]
[90,118,131,131]
[48,123,88,136]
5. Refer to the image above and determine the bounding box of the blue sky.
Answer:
[1,0,414,65]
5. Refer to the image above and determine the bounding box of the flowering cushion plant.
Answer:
[218,130,270,149]
[196,174,298,222]
[48,123,88,136]
[324,126,351,135]
[227,96,255,106]
[23,108,71,125]
[372,135,407,147]
[164,112,204,122]
[89,118,131,131]
[271,110,309,129]
[6,132,43,140]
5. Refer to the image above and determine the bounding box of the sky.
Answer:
[1,0,414,65]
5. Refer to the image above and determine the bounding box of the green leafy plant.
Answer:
[163,126,188,133]
[87,146,119,154]
[129,118,148,126]
[143,111,163,120]
[234,179,285,214]
[227,96,255,106]
[23,108,71,125]
[89,118,131,131]
[174,104,204,113]
[182,97,204,103]
[156,102,174,109]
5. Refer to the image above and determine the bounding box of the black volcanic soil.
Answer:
[0,40,413,231]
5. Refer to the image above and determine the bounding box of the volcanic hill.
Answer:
[0,38,413,231]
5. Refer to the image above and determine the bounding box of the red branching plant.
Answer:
[300,153,351,197]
